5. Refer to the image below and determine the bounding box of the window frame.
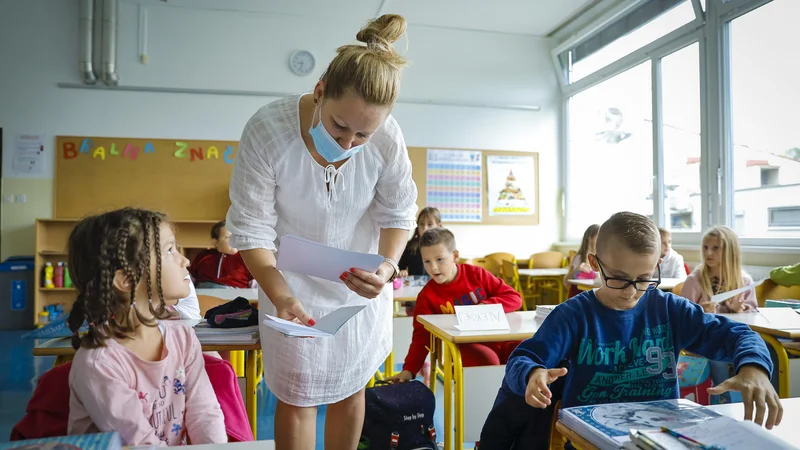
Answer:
[557,0,800,250]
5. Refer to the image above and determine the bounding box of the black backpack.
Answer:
[360,380,437,450]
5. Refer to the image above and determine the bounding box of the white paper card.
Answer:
[453,304,510,331]
[276,235,384,284]
[262,305,367,338]
[710,278,766,303]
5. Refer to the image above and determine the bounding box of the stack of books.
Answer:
[559,399,794,450]
[764,299,800,309]
[0,432,121,450]
[535,305,557,320]
[193,322,259,345]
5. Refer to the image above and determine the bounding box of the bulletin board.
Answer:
[408,147,539,226]
[54,136,238,220]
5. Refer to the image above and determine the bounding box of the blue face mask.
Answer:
[308,104,366,163]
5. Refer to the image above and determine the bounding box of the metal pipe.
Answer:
[79,0,97,84]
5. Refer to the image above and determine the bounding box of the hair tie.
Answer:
[104,320,109,326]
[111,315,115,320]
[148,299,152,304]
[89,322,94,327]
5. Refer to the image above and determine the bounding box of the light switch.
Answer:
[16,194,27,203]
[2,194,14,203]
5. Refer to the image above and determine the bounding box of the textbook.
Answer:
[0,432,121,450]
[559,399,794,450]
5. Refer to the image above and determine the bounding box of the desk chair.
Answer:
[756,279,800,308]
[501,260,535,311]
[527,251,567,305]
[485,252,516,266]
[467,257,503,278]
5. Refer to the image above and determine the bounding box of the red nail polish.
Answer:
[350,268,356,273]
[309,319,316,326]
[342,273,348,279]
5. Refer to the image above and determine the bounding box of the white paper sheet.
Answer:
[262,305,367,338]
[453,304,510,331]
[710,278,766,303]
[276,235,384,284]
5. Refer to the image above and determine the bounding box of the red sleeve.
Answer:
[402,288,435,375]
[189,252,202,279]
[478,267,522,312]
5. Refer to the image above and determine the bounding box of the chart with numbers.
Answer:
[426,149,482,222]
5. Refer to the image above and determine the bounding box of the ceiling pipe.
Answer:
[78,0,97,84]
[101,0,120,86]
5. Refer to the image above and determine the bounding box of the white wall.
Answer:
[0,0,561,260]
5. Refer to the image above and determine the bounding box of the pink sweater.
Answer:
[68,321,227,446]
[681,271,758,313]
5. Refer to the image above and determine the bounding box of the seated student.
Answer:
[388,227,522,383]
[481,212,781,450]
[190,220,253,289]
[565,224,600,298]
[66,208,226,446]
[681,225,757,404]
[658,227,688,279]
[681,225,756,313]
[398,206,442,278]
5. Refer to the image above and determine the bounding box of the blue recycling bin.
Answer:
[0,256,35,330]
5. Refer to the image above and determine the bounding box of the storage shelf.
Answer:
[39,287,76,292]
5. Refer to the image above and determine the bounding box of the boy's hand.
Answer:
[387,370,414,384]
[707,365,782,429]
[525,367,568,408]
[699,301,717,313]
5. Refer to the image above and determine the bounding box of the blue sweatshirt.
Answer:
[503,289,772,408]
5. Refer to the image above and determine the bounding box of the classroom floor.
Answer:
[0,331,456,449]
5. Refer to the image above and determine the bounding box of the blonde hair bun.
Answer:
[356,14,407,49]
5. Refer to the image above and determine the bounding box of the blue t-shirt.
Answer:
[503,289,772,408]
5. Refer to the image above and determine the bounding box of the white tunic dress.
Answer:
[226,95,418,406]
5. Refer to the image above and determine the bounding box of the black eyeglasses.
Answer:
[594,256,661,291]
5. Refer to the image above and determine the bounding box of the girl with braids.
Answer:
[66,208,226,446]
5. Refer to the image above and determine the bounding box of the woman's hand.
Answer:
[341,263,393,299]
[273,296,315,327]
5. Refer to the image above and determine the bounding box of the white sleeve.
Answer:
[368,122,418,230]
[174,280,202,319]
[226,113,279,252]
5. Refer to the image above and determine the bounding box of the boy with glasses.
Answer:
[478,212,781,449]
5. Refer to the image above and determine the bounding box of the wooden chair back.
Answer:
[529,251,566,269]
[485,252,516,265]
[467,258,503,277]
[671,282,684,297]
[198,294,228,317]
[756,279,800,308]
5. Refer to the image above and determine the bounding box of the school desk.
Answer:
[720,308,800,398]
[555,397,800,450]
[567,277,684,291]
[195,288,259,300]
[163,441,275,450]
[32,336,262,435]
[518,268,569,277]
[416,311,541,450]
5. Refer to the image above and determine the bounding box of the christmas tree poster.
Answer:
[487,155,536,216]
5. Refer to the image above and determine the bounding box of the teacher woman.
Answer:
[225,14,418,450]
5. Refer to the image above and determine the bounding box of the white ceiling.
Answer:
[142,0,596,36]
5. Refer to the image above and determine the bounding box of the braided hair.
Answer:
[67,208,172,349]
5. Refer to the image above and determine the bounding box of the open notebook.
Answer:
[560,399,795,450]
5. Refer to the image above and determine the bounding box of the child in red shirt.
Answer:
[190,221,253,289]
[389,227,522,383]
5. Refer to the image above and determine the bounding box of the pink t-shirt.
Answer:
[68,321,227,446]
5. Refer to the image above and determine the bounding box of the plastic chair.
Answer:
[484,252,516,266]
[672,282,684,297]
[527,251,567,305]
[467,257,503,278]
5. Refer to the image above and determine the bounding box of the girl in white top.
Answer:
[225,14,418,450]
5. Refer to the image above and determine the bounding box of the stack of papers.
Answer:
[263,305,366,338]
[193,322,259,344]
[536,305,557,320]
[276,234,384,284]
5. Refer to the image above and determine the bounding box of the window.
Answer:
[562,0,697,82]
[729,0,800,238]
[566,61,653,239]
[661,42,701,233]
[769,207,800,228]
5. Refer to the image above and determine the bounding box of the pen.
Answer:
[660,426,722,450]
